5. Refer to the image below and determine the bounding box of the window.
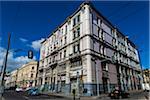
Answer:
[73,27,80,39]
[64,36,67,44]
[98,28,103,39]
[73,18,76,27]
[49,58,51,64]
[62,28,63,34]
[99,45,102,54]
[47,58,48,63]
[102,31,104,40]
[53,56,55,62]
[73,14,80,27]
[102,63,108,71]
[96,17,99,24]
[64,50,66,58]
[52,36,53,42]
[47,48,49,55]
[103,46,106,55]
[31,74,33,78]
[93,40,95,50]
[77,14,80,23]
[65,25,67,34]
[32,66,34,70]
[51,46,52,51]
[61,39,63,46]
[73,43,80,53]
[71,60,82,67]
[54,44,56,49]
[112,38,116,46]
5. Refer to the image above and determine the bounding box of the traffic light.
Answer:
[28,50,33,59]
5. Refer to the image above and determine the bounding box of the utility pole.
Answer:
[0,33,11,99]
[77,71,80,100]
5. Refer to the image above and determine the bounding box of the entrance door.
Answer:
[103,78,108,93]
[71,78,77,94]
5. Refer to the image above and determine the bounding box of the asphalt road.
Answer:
[3,90,69,100]
[2,90,149,100]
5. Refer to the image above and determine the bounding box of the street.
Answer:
[3,90,69,100]
[2,90,149,100]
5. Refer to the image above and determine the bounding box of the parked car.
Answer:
[27,87,39,96]
[15,87,23,92]
[109,89,129,99]
[25,87,32,91]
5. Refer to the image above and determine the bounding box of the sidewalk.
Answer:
[42,92,108,100]
[2,97,5,100]
[42,90,143,100]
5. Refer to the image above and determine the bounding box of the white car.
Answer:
[15,87,23,92]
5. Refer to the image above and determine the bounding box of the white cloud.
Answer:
[0,47,36,71]
[19,38,28,42]
[30,38,44,51]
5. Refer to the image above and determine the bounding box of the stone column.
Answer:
[86,55,93,96]
[65,61,70,95]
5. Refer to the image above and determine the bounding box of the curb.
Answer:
[42,93,72,99]
[42,92,108,100]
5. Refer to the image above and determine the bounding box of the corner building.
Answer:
[37,2,143,96]
[17,61,38,88]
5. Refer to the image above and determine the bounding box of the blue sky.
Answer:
[0,1,149,71]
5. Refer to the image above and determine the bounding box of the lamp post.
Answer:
[77,71,80,100]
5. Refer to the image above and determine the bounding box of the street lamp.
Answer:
[77,71,80,100]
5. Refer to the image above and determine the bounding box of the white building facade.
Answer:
[37,2,143,96]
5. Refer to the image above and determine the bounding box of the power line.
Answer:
[107,1,132,19]
[114,6,146,47]
[115,6,146,25]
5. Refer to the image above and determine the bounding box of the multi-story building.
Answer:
[143,69,150,83]
[4,73,11,89]
[9,69,18,88]
[142,69,150,90]
[37,2,143,96]
[16,61,38,88]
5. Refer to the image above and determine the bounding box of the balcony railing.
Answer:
[69,51,81,62]
[50,49,58,55]
[49,60,58,69]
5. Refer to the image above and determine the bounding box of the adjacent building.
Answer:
[16,61,38,88]
[142,69,150,90]
[5,61,38,89]
[37,2,143,96]
[8,69,18,88]
[4,73,11,89]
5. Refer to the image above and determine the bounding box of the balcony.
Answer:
[50,49,58,55]
[69,51,81,62]
[49,60,58,69]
